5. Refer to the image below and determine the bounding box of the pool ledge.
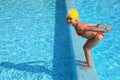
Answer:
[65,0,99,80]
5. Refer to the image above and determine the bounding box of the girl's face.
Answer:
[66,17,73,25]
[66,17,76,26]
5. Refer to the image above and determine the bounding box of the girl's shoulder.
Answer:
[77,22,87,29]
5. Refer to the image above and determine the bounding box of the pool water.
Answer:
[75,0,120,80]
[0,0,75,80]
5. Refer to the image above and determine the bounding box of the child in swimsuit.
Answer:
[66,9,111,69]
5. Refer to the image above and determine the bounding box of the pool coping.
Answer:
[65,0,99,80]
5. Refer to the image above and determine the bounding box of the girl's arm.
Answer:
[86,24,98,27]
[85,27,105,32]
[86,23,103,28]
[78,26,111,33]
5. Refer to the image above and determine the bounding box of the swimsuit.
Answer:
[77,32,83,36]
[76,22,84,36]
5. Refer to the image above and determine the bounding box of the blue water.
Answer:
[0,0,75,80]
[75,0,120,80]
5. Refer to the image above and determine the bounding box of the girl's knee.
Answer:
[83,45,90,50]
[96,35,104,41]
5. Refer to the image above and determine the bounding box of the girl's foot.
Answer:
[80,61,87,64]
[80,65,92,70]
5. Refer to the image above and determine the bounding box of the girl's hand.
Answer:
[104,26,111,32]
[97,23,103,28]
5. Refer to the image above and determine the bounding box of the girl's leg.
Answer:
[81,35,104,69]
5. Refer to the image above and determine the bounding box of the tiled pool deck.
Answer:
[65,0,99,80]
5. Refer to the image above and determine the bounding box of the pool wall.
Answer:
[53,0,78,80]
[65,0,100,80]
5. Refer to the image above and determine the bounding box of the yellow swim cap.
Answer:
[68,9,79,21]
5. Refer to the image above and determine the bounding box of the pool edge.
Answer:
[65,0,100,80]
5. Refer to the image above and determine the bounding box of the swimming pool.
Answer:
[75,0,120,80]
[0,0,75,80]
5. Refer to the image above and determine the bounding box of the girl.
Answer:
[67,9,111,69]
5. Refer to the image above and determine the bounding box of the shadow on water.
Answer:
[0,61,51,74]
[52,0,74,80]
